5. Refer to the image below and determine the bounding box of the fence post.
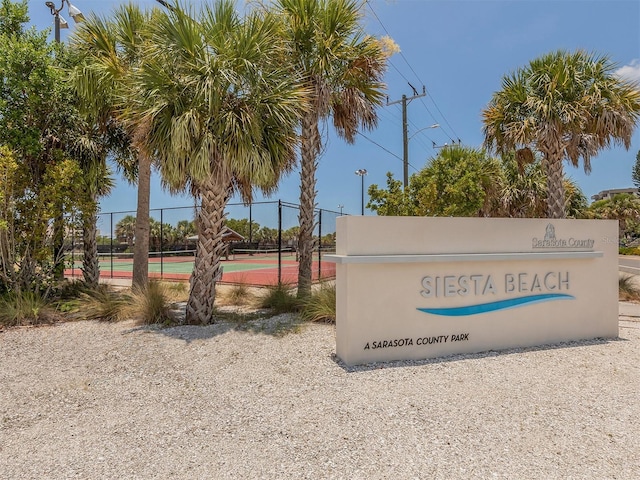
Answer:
[318,208,322,280]
[160,208,164,279]
[110,212,114,279]
[278,200,282,285]
[249,202,253,244]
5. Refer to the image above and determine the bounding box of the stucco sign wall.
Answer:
[325,217,618,366]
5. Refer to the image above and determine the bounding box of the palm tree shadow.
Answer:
[123,311,305,343]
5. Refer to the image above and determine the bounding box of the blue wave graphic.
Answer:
[417,293,575,317]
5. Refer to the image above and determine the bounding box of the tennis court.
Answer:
[64,248,336,286]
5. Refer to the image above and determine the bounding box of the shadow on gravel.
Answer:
[122,313,306,343]
[333,336,628,373]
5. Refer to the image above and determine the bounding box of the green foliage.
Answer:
[225,218,260,239]
[76,285,132,322]
[367,172,412,216]
[369,146,502,217]
[619,247,640,255]
[408,146,501,216]
[0,1,99,292]
[0,290,60,327]
[300,282,335,323]
[224,283,255,306]
[130,281,176,326]
[587,193,640,242]
[115,215,137,248]
[483,49,640,218]
[259,283,300,313]
[368,147,589,219]
[0,0,28,36]
[632,150,640,189]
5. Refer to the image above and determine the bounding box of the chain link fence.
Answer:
[66,200,340,286]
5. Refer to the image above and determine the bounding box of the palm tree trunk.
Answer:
[542,146,566,219]
[186,174,231,325]
[297,113,321,298]
[132,151,151,289]
[82,196,100,288]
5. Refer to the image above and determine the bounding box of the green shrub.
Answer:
[0,290,60,327]
[300,282,336,323]
[619,246,640,255]
[130,281,177,325]
[259,282,300,313]
[225,282,254,306]
[76,285,132,322]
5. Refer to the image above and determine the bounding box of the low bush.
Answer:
[259,282,300,313]
[222,282,255,307]
[619,247,640,255]
[619,274,640,302]
[0,290,60,327]
[76,285,132,322]
[130,281,177,326]
[300,282,336,323]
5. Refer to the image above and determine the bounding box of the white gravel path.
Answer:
[1,315,639,479]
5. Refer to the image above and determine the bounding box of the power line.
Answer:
[366,0,461,142]
[356,131,421,174]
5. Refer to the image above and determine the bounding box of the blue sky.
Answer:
[28,0,640,217]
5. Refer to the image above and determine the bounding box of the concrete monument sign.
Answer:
[326,217,618,366]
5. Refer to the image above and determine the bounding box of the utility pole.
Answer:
[387,84,426,188]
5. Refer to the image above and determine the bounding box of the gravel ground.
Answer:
[1,312,639,480]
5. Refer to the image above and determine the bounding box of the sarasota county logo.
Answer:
[532,223,594,249]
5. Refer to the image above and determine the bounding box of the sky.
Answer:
[28,0,640,219]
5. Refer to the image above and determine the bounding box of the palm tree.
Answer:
[274,0,388,297]
[588,193,640,242]
[115,215,136,250]
[483,50,640,218]
[69,4,155,289]
[67,126,115,286]
[125,1,306,324]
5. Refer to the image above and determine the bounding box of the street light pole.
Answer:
[355,169,367,215]
[338,204,344,216]
[45,1,84,43]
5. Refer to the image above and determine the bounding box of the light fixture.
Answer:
[67,2,84,22]
[45,1,84,42]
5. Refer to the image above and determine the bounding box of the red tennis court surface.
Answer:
[65,254,335,286]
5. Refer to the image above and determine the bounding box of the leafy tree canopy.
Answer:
[368,146,587,219]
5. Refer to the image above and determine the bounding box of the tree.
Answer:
[368,146,502,217]
[115,215,136,250]
[0,0,86,292]
[174,220,196,248]
[368,147,588,219]
[588,193,640,243]
[632,150,640,189]
[126,1,306,324]
[225,218,259,240]
[366,173,412,216]
[70,4,154,289]
[498,152,587,219]
[483,49,640,218]
[274,0,389,298]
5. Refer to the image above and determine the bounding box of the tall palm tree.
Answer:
[483,50,640,218]
[125,1,306,324]
[115,215,136,250]
[65,122,115,286]
[274,0,388,297]
[69,4,155,289]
